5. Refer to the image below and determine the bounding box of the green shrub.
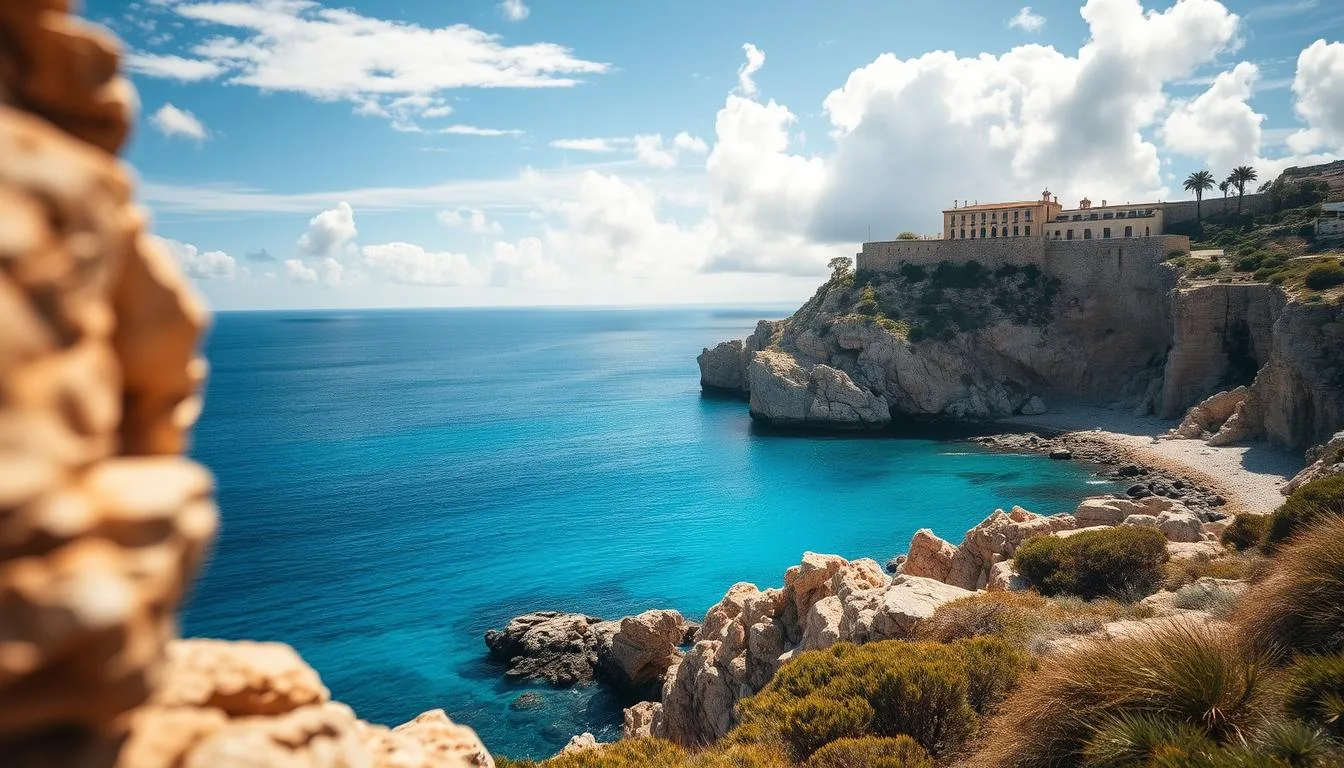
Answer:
[1303,263,1344,290]
[1082,713,1216,768]
[519,738,689,768]
[969,622,1271,768]
[1252,720,1338,768]
[737,639,1029,760]
[857,285,880,316]
[1235,256,1261,272]
[930,260,990,289]
[899,263,927,282]
[807,736,933,768]
[1235,514,1344,658]
[1265,476,1344,549]
[1195,262,1222,277]
[1283,653,1344,737]
[1252,266,1282,282]
[781,696,875,760]
[1015,527,1169,599]
[1221,515,1269,551]
[686,743,792,768]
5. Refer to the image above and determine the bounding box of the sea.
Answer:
[183,307,1115,760]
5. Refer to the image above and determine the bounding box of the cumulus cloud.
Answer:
[125,52,224,81]
[158,237,238,280]
[438,208,503,235]
[1009,7,1046,33]
[634,135,678,168]
[1288,39,1344,154]
[1161,62,1264,171]
[672,132,709,154]
[498,0,530,22]
[149,103,208,140]
[284,257,344,286]
[360,243,482,286]
[737,43,765,96]
[297,202,358,258]
[133,0,606,128]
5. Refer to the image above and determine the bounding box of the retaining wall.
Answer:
[1161,194,1270,226]
[857,235,1190,275]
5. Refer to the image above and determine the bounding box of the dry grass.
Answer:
[1234,513,1344,659]
[914,591,1153,652]
[966,620,1273,768]
[1162,550,1267,591]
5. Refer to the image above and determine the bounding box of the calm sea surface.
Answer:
[184,307,1113,759]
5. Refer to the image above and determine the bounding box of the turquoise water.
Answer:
[183,307,1113,759]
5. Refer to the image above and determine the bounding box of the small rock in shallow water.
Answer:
[1048,449,1073,460]
[510,692,545,711]
[1127,484,1150,498]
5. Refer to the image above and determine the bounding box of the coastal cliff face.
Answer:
[0,4,493,766]
[702,258,1344,449]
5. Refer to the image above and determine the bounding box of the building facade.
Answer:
[1046,198,1164,241]
[943,189,1063,240]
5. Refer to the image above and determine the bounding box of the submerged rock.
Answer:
[485,611,608,687]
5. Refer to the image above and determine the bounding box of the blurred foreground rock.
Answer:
[0,2,492,765]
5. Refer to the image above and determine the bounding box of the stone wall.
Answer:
[1161,284,1284,418]
[1161,194,1270,226]
[858,235,1190,276]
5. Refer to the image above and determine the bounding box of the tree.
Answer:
[897,231,919,240]
[1219,180,1231,200]
[828,256,853,282]
[1183,170,1216,224]
[1231,165,1258,215]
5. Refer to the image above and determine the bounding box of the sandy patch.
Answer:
[1002,405,1305,516]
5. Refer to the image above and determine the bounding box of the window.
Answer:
[981,213,987,223]
[981,227,987,238]
[1124,225,1133,237]
[1084,229,1092,239]
[1024,226,1031,236]
[1067,229,1074,240]
[992,211,998,221]
[961,214,966,224]
[1089,213,1099,220]
[960,229,966,239]
[1013,210,1020,221]
[1054,230,1061,239]
[1072,214,1082,221]
[1103,212,1114,220]
[991,226,998,237]
[1145,226,1150,237]
[1013,226,1019,236]
[1103,227,1111,239]
[1025,210,1033,221]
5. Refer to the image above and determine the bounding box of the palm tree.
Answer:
[1183,170,1216,224]
[1219,180,1231,200]
[1231,166,1258,215]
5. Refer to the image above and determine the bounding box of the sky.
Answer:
[87,0,1344,310]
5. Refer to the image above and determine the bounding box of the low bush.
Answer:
[915,592,1151,650]
[806,736,933,768]
[967,622,1271,768]
[1303,262,1344,291]
[1264,476,1344,549]
[1283,653,1344,738]
[1015,527,1169,600]
[1252,720,1339,768]
[899,263,927,283]
[686,743,792,768]
[1221,515,1269,551]
[498,738,689,768]
[1162,551,1266,591]
[1234,514,1344,658]
[1082,713,1216,768]
[735,638,1030,760]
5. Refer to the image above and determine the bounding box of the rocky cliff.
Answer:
[701,257,1344,449]
[0,3,493,766]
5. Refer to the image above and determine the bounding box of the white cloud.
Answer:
[297,202,358,258]
[360,243,482,286]
[149,103,208,140]
[551,137,624,152]
[1161,62,1264,171]
[136,0,605,128]
[634,134,678,168]
[125,52,224,81]
[439,125,524,136]
[1008,7,1046,33]
[438,208,503,235]
[284,259,318,283]
[1287,40,1344,154]
[284,257,344,286]
[498,0,530,22]
[672,132,709,154]
[158,237,238,280]
[737,43,765,96]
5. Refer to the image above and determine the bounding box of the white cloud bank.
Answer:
[1009,7,1047,33]
[158,238,238,280]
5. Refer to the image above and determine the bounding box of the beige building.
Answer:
[1046,198,1164,241]
[943,190,1063,240]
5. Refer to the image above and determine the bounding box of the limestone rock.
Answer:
[1166,540,1225,561]
[622,702,658,740]
[1167,387,1248,441]
[747,350,890,428]
[898,529,956,582]
[155,639,330,717]
[944,506,1075,590]
[1019,395,1048,416]
[987,560,1030,593]
[1122,514,1160,528]
[875,575,974,637]
[1075,497,1146,527]
[596,609,689,697]
[483,611,607,686]
[1282,431,1344,495]
[360,709,495,768]
[697,340,748,393]
[561,733,603,755]
[1156,508,1206,543]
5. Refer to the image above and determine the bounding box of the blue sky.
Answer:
[88,0,1344,309]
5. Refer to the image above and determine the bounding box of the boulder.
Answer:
[943,506,1075,590]
[1157,508,1206,543]
[561,733,604,755]
[1166,387,1248,441]
[596,609,691,697]
[155,639,330,717]
[1075,497,1142,527]
[1282,431,1344,495]
[623,702,658,739]
[874,576,974,637]
[698,340,748,393]
[898,529,957,582]
[747,350,890,428]
[1020,396,1048,416]
[987,560,1030,593]
[1166,540,1225,561]
[484,611,609,686]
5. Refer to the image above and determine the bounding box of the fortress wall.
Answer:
[1161,194,1270,226]
[857,235,1189,276]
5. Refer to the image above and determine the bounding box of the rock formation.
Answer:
[485,609,692,697]
[641,553,972,747]
[1166,387,1248,441]
[701,243,1343,450]
[0,3,493,765]
[1282,431,1344,495]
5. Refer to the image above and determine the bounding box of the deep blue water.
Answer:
[183,307,1114,760]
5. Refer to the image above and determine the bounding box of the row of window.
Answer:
[948,208,1034,227]
[1053,209,1155,223]
[951,225,1031,239]
[1050,225,1150,240]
